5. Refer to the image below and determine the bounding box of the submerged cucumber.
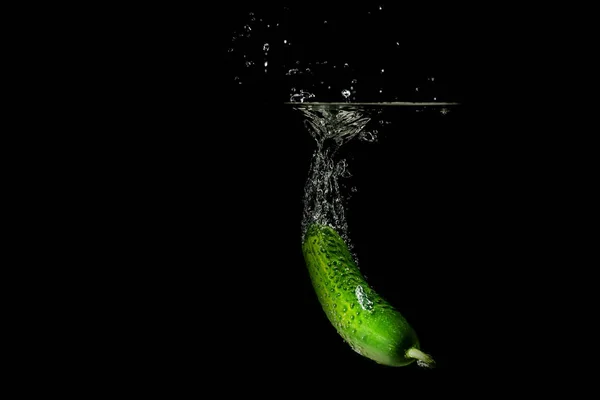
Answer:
[302,223,435,367]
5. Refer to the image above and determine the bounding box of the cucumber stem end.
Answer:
[406,348,436,368]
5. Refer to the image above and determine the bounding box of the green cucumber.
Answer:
[302,223,435,367]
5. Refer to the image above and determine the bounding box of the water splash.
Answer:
[225,7,457,103]
[299,105,381,243]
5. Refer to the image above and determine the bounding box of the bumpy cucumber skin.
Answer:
[302,224,419,367]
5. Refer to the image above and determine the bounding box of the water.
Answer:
[225,6,464,105]
[224,6,464,370]
[296,102,461,258]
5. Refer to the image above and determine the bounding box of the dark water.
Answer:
[211,5,475,381]
[160,3,529,392]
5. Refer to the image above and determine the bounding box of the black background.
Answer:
[112,2,578,395]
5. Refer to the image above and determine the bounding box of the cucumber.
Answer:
[302,223,435,367]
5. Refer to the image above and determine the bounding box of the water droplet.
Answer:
[264,61,268,67]
[380,68,385,73]
[355,286,375,311]
[263,43,270,52]
[244,24,251,32]
[283,39,287,44]
[342,306,347,312]
[336,292,341,297]
[341,89,351,99]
